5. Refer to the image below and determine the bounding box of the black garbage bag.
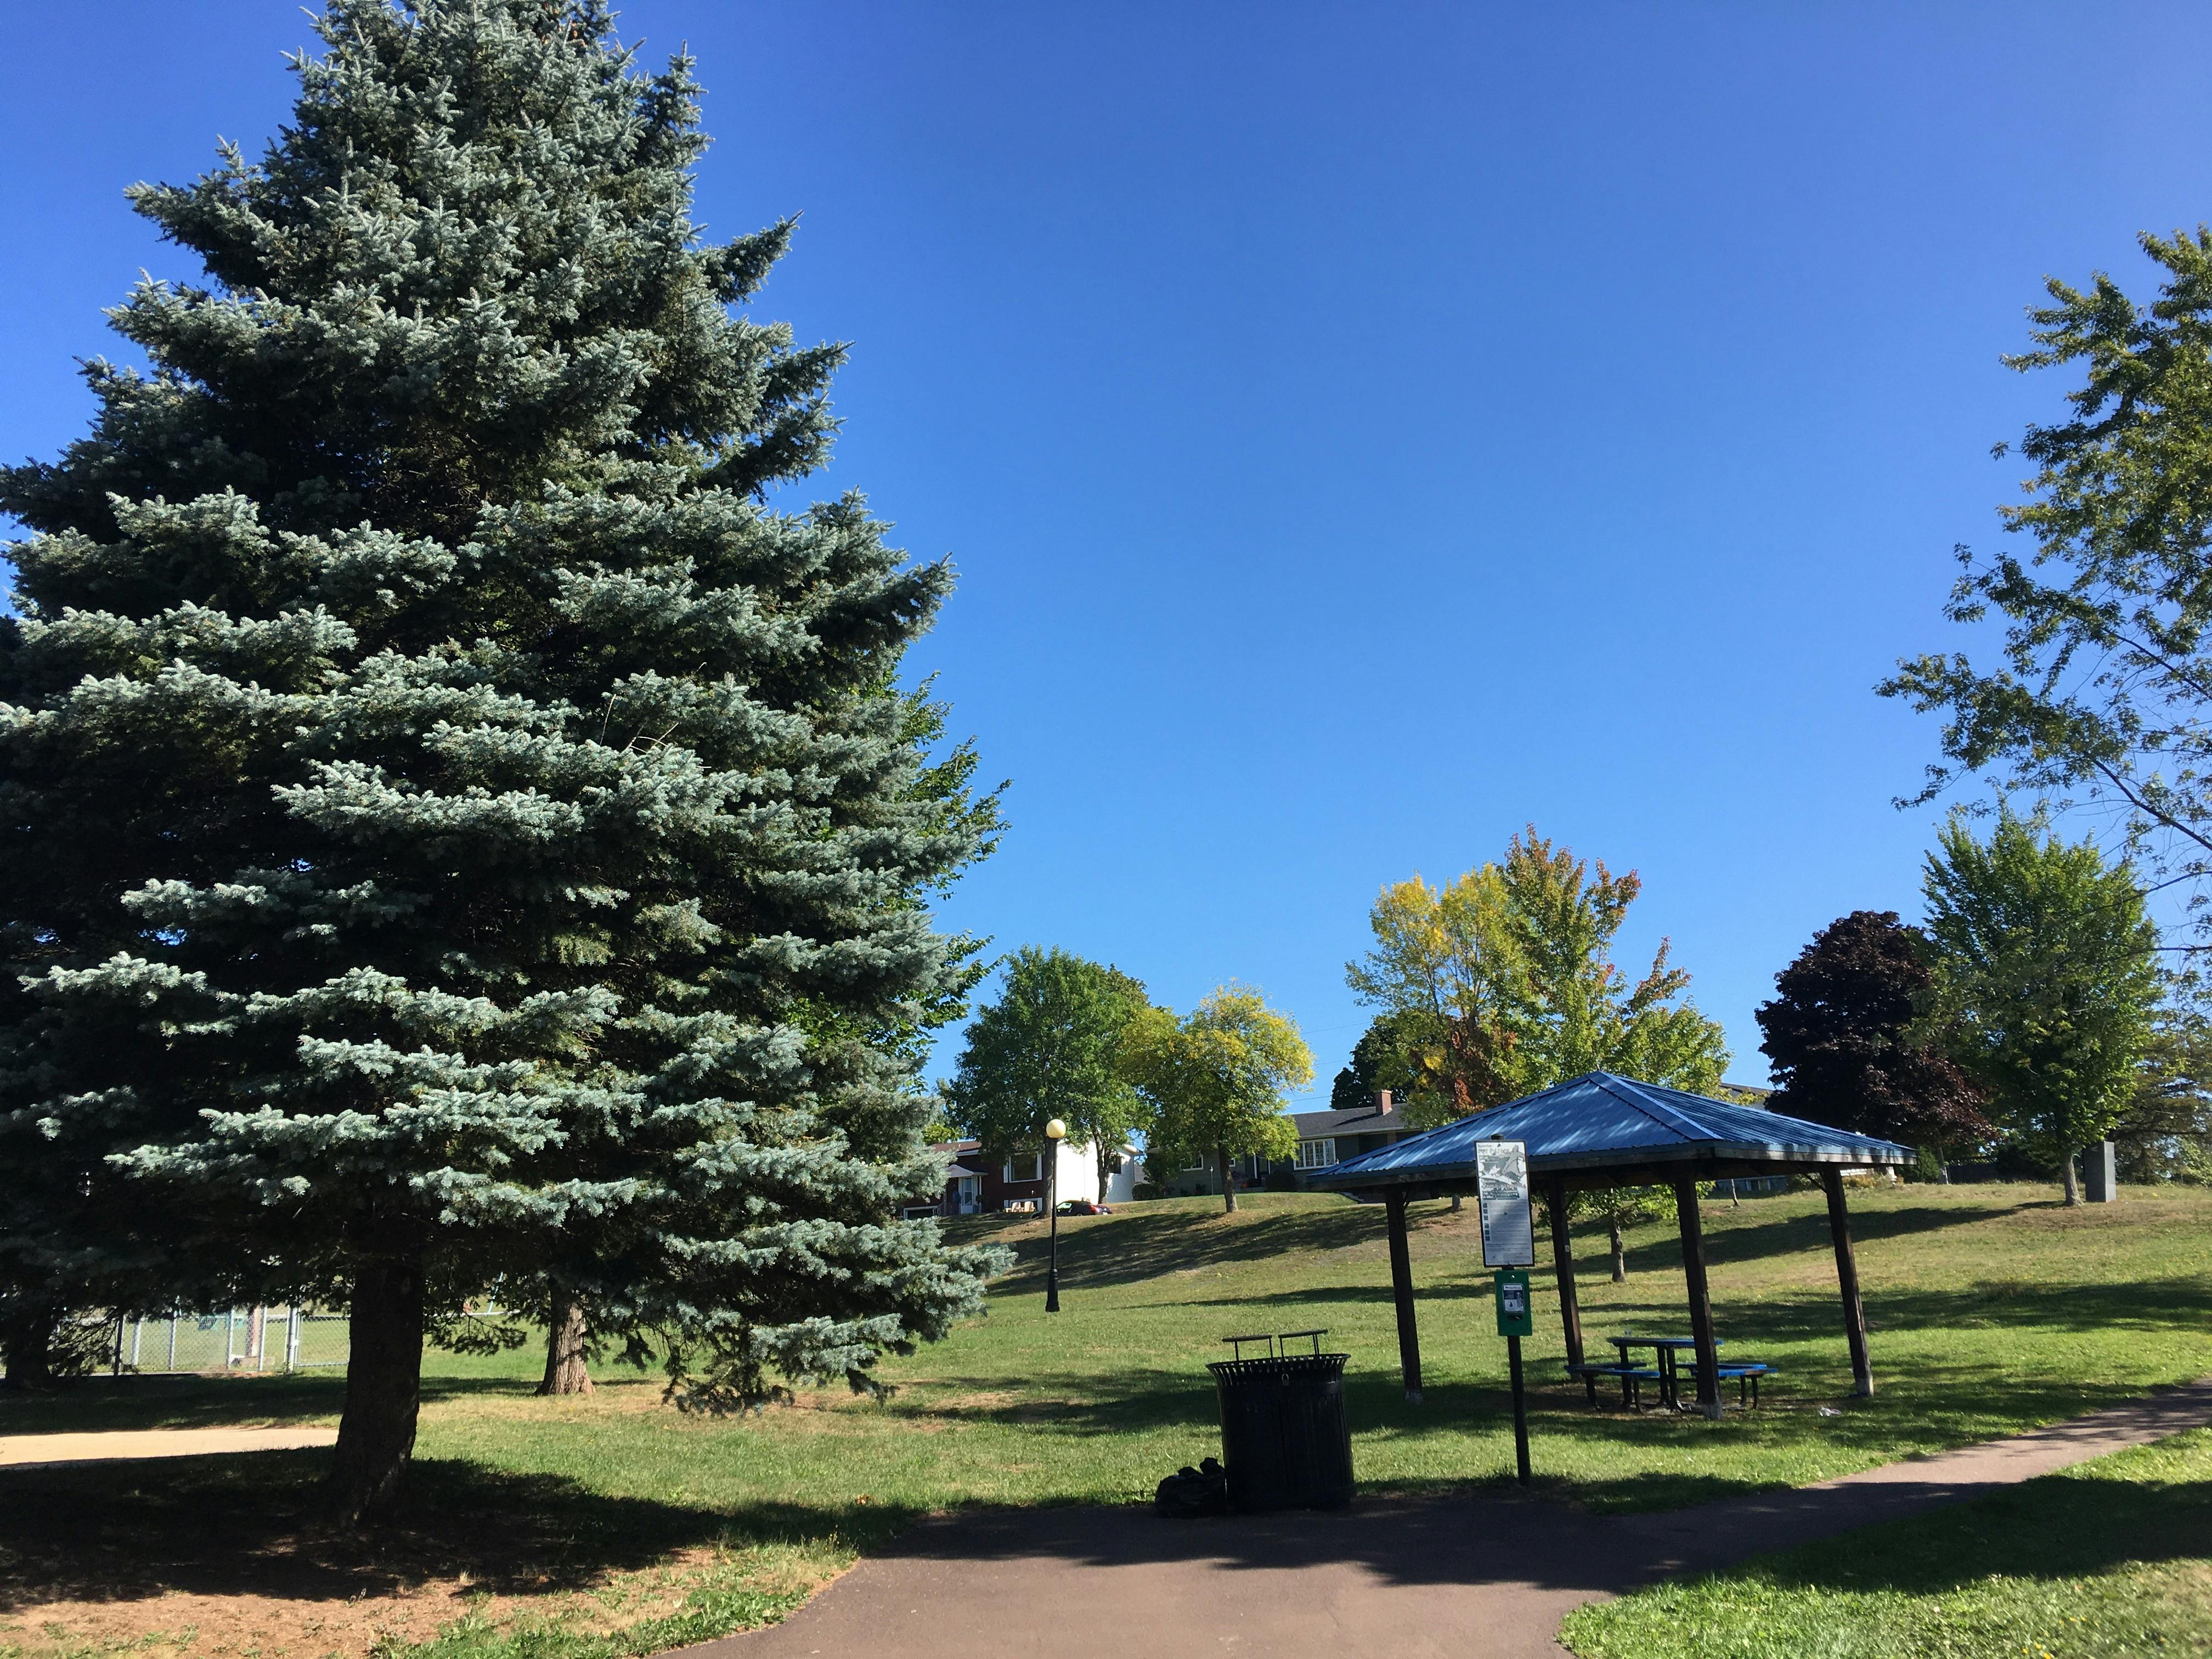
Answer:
[1154,1457,1228,1517]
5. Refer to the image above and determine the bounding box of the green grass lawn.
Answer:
[5,1181,2210,1659]
[1559,1426,2212,1658]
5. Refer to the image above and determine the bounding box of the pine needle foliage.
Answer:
[0,0,1003,1520]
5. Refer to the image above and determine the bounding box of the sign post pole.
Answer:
[1479,1139,1536,1487]
[1508,1332,1530,1484]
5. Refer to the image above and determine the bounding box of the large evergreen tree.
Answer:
[0,0,1002,1522]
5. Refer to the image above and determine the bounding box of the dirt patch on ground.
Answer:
[0,1545,838,1659]
[0,1452,848,1659]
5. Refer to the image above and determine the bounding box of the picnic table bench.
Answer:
[1565,1359,1662,1407]
[1566,1335,1778,1410]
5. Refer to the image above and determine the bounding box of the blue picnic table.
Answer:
[1566,1335,1775,1410]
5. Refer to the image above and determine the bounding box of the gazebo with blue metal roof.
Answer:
[1307,1070,1912,1419]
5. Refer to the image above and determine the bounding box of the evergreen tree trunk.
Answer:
[2061,1150,2081,1206]
[0,1303,57,1391]
[1609,1218,1626,1283]
[1217,1146,1236,1214]
[538,1295,592,1396]
[323,1249,425,1527]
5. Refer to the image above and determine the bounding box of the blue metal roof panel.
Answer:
[1308,1071,1911,1187]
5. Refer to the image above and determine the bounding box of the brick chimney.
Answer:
[1374,1090,1394,1116]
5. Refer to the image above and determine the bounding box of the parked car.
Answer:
[1055,1199,1111,1216]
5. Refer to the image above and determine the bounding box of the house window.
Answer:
[1106,1153,1123,1175]
[1004,1152,1041,1183]
[1295,1138,1337,1171]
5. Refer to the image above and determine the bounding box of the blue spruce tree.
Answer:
[0,0,1003,1522]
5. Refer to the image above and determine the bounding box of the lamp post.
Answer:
[1044,1117,1066,1313]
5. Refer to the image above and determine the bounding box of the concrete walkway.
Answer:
[692,1380,2212,1659]
[0,1426,337,1469]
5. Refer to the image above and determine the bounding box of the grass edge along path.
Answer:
[1561,1425,2212,1659]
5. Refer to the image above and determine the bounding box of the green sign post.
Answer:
[1495,1268,1533,1484]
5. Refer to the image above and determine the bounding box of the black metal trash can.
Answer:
[1207,1329,1355,1512]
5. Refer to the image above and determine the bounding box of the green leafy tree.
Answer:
[1126,987,1311,1214]
[0,1,1003,1519]
[2114,1008,2212,1184]
[1346,828,1729,1126]
[1327,1009,1434,1113]
[1922,809,2163,1203]
[945,947,1153,1198]
[1882,229,2212,949]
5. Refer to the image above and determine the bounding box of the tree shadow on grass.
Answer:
[1599,1199,2022,1278]
[981,1200,1397,1294]
[0,1450,911,1613]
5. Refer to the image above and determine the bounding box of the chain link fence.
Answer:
[106,1307,349,1375]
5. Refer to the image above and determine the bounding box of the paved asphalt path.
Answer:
[690,1379,2212,1659]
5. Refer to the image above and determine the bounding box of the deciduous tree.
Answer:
[1756,910,1992,1170]
[1126,988,1310,1214]
[1345,828,1729,1124]
[1882,229,2212,950]
[945,947,1153,1198]
[1921,810,2162,1203]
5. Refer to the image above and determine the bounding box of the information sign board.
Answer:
[1476,1138,1534,1267]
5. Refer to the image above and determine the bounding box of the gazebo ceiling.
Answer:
[1307,1071,1912,1199]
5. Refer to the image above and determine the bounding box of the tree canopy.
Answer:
[1345,828,1728,1124]
[0,0,1003,1519]
[1882,229,2212,950]
[1756,910,1991,1161]
[1921,809,2162,1202]
[945,947,1153,1195]
[1125,986,1310,1213]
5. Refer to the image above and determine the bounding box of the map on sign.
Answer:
[1476,1139,1534,1267]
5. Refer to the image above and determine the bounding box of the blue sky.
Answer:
[5,4,2209,1103]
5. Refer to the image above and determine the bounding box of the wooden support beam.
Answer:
[1547,1178,1583,1369]
[1821,1168,1874,1397]
[1673,1179,1722,1419]
[1385,1191,1423,1404]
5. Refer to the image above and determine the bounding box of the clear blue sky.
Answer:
[5,4,2209,1104]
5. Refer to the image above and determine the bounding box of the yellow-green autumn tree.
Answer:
[1345,827,1729,1126]
[1127,986,1311,1213]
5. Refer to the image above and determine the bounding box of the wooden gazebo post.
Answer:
[1547,1178,1583,1369]
[1672,1178,1722,1419]
[1821,1169,1874,1397]
[1384,1190,1423,1403]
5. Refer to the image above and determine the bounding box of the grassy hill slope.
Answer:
[5,1182,2210,1659]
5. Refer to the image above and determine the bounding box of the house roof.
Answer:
[1307,1070,1911,1193]
[1288,1103,1411,1138]
[943,1163,985,1180]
